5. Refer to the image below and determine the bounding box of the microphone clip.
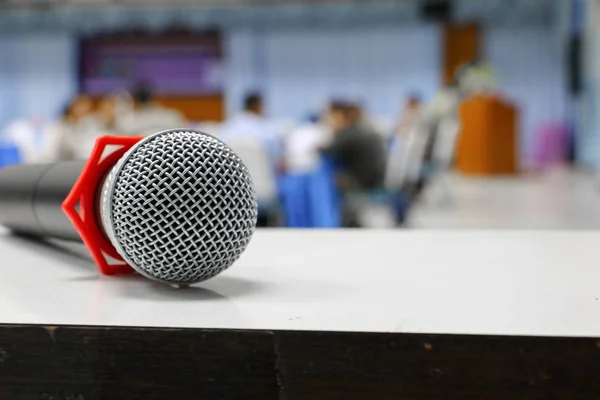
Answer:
[62,135,144,276]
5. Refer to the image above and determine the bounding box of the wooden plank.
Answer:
[1,325,600,399]
[156,95,225,122]
[0,325,279,400]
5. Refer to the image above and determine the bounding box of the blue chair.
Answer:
[0,144,21,168]
[277,157,341,228]
[385,190,411,225]
[306,158,340,228]
[277,173,311,228]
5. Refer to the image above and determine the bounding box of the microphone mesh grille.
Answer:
[109,130,258,285]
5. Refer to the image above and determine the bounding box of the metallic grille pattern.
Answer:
[102,129,258,285]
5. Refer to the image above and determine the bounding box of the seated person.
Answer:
[43,93,100,161]
[221,93,285,227]
[321,101,387,226]
[220,92,283,172]
[285,114,330,174]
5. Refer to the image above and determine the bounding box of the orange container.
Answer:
[456,96,519,175]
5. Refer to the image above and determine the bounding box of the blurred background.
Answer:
[0,0,596,230]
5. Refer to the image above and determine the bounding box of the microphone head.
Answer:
[100,129,258,285]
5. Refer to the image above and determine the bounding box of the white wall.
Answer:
[486,28,567,163]
[224,28,269,118]
[0,32,77,127]
[225,26,441,121]
[582,0,600,169]
[264,26,441,120]
[0,37,18,127]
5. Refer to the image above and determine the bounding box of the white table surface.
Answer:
[0,228,599,338]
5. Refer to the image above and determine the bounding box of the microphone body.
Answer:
[0,161,85,241]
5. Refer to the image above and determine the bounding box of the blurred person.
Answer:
[323,101,386,189]
[113,90,135,116]
[348,101,377,135]
[350,101,392,142]
[321,101,387,226]
[347,102,364,127]
[220,92,283,171]
[385,94,423,189]
[400,59,495,200]
[51,93,103,160]
[2,93,97,163]
[394,94,423,140]
[120,84,187,136]
[68,93,95,123]
[285,113,330,174]
[111,90,135,132]
[96,95,118,133]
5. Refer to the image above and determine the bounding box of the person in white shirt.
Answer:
[220,92,282,170]
[285,114,330,174]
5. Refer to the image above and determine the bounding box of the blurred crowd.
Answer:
[1,85,187,163]
[0,60,495,227]
[0,85,427,183]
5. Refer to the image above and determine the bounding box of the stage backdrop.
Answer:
[79,31,225,121]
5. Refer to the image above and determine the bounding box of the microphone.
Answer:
[0,129,258,286]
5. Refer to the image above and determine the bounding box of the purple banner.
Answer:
[80,37,223,95]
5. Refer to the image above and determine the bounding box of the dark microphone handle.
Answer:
[0,161,86,241]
